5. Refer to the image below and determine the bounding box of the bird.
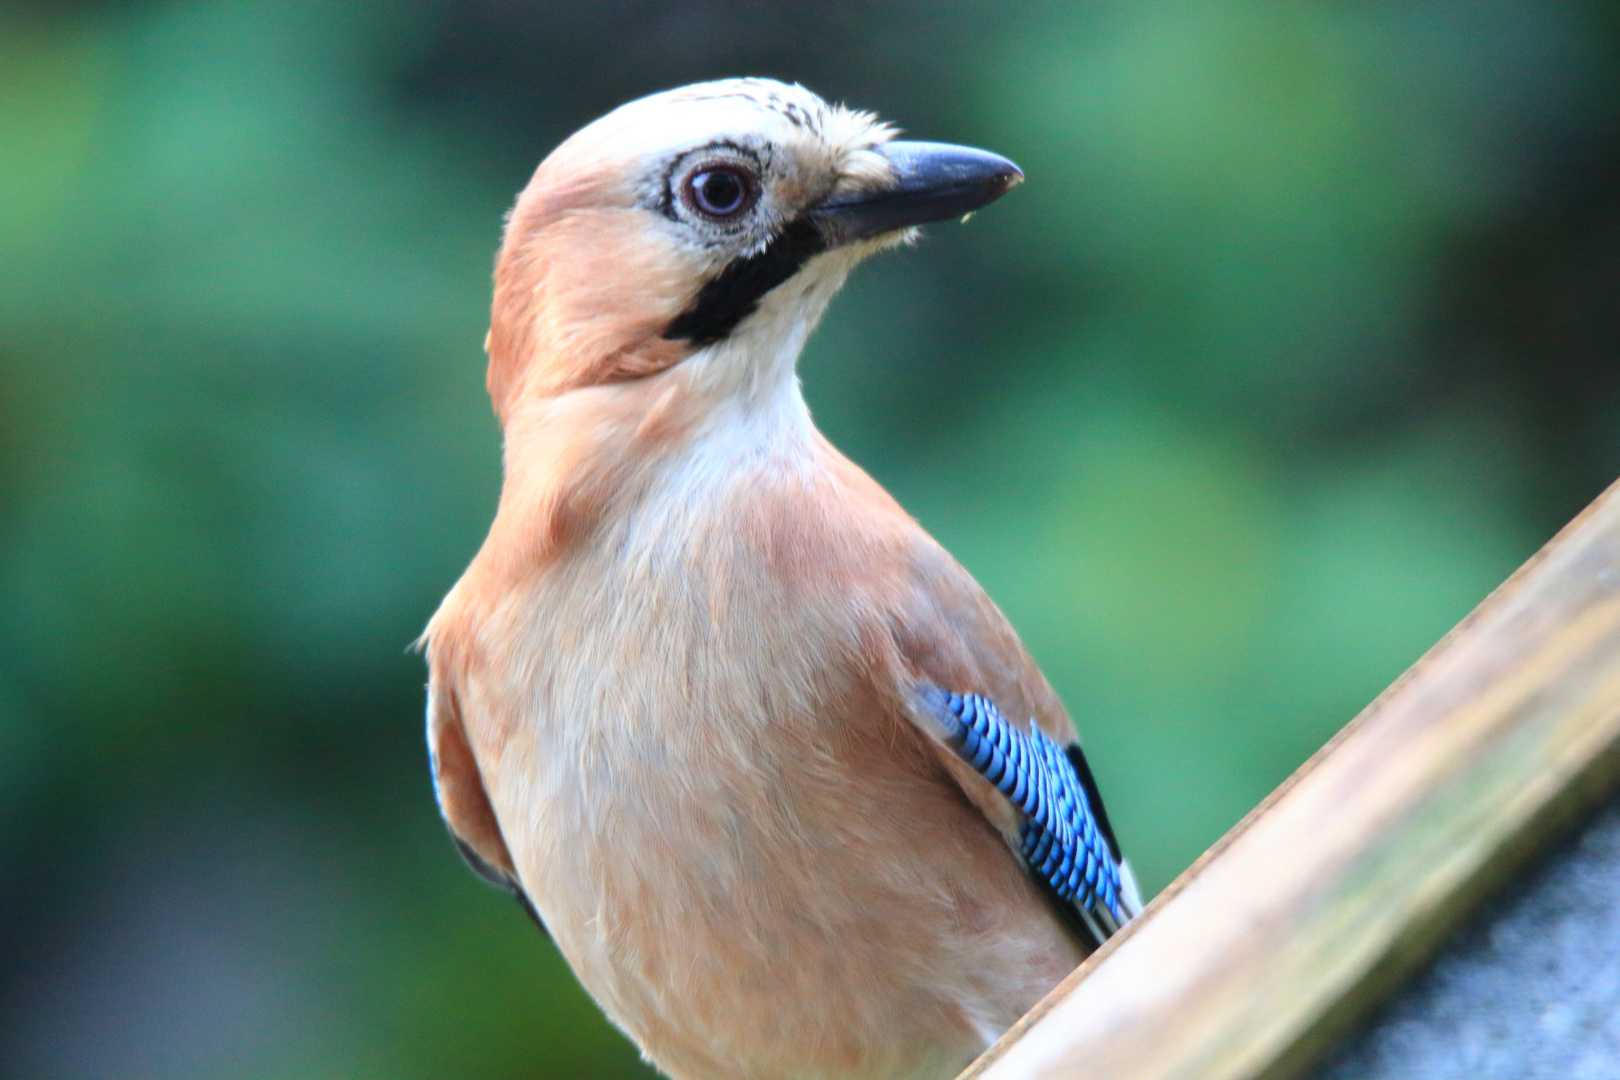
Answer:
[420,78,1142,1080]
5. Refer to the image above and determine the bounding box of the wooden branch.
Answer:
[961,479,1620,1080]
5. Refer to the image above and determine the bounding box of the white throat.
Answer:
[680,246,864,417]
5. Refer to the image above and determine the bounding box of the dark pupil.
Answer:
[695,170,745,215]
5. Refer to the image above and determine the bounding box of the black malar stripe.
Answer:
[662,219,826,347]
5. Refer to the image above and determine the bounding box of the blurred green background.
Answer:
[2,2,1618,1076]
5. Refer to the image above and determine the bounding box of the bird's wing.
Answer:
[425,667,547,932]
[889,537,1143,948]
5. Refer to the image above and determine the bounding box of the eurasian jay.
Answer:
[421,78,1142,1080]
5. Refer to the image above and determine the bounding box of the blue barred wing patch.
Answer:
[937,692,1125,934]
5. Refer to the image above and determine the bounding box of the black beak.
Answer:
[810,141,1023,245]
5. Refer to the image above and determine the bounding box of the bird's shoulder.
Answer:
[808,441,1141,938]
[797,436,1074,746]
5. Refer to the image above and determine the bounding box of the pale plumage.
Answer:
[421,79,1140,1080]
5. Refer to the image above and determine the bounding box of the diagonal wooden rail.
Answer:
[960,478,1620,1080]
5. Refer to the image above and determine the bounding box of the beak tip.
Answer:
[992,152,1025,189]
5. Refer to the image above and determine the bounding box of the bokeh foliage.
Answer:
[1,3,1617,1077]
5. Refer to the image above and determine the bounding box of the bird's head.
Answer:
[485,78,1021,420]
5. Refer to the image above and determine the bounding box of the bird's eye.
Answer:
[683,165,758,221]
